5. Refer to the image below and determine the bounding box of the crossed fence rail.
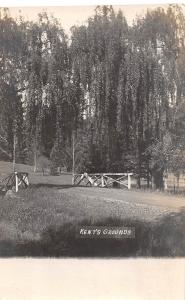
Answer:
[0,172,29,194]
[73,173,133,189]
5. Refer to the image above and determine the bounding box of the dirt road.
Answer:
[57,186,185,222]
[28,172,185,220]
[61,186,185,210]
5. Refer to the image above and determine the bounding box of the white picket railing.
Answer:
[73,172,133,189]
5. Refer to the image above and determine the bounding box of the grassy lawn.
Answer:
[1,161,185,257]
[0,186,147,241]
[0,161,33,176]
[0,186,185,257]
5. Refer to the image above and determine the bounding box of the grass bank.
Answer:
[0,187,184,257]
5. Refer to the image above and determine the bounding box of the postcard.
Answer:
[0,1,184,299]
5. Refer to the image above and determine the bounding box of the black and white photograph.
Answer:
[1,2,185,258]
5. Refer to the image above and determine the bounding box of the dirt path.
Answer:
[61,186,185,210]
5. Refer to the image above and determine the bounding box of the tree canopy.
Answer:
[1,5,185,188]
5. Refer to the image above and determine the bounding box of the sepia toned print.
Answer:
[1,4,185,257]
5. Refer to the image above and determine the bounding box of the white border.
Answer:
[1,0,185,7]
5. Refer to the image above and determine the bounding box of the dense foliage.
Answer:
[1,5,185,188]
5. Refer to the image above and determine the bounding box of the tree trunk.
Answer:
[33,138,37,173]
[152,166,164,190]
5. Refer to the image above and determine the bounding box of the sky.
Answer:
[7,4,169,34]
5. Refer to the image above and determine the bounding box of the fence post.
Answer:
[25,174,29,186]
[164,177,168,190]
[15,172,18,192]
[27,175,29,186]
[128,174,131,190]
[72,174,75,185]
[101,175,104,187]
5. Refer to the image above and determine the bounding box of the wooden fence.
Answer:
[0,172,29,193]
[164,172,185,192]
[73,173,133,189]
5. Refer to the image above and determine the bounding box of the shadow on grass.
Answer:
[1,210,185,257]
[30,183,73,189]
[29,183,102,189]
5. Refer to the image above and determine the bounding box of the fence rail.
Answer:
[0,172,29,193]
[73,173,133,189]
